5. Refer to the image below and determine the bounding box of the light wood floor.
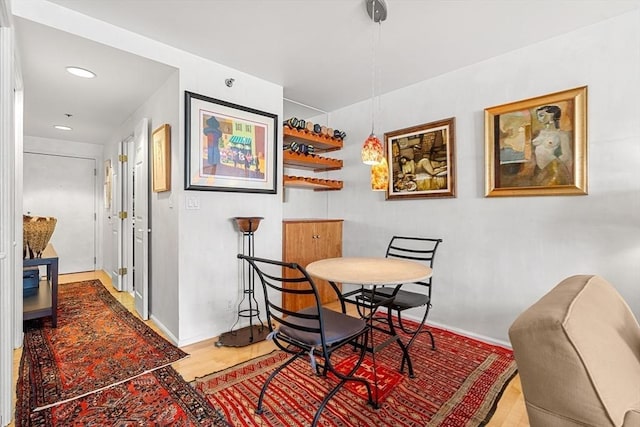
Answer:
[11,271,529,426]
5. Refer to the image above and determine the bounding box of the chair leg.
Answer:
[311,332,376,426]
[385,309,415,378]
[397,304,436,350]
[393,305,435,374]
[256,350,304,414]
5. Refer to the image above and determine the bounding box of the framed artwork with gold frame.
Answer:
[484,86,588,197]
[152,123,171,192]
[385,117,456,200]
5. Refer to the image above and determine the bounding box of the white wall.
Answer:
[176,62,283,346]
[104,71,181,339]
[325,11,640,345]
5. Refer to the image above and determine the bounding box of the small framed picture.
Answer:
[385,117,456,200]
[152,124,171,192]
[484,86,588,197]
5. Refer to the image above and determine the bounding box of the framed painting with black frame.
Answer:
[385,117,456,200]
[185,91,278,194]
[484,86,588,197]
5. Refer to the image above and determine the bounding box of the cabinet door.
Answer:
[282,221,342,312]
[312,221,342,305]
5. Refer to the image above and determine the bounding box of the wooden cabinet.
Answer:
[282,127,344,191]
[282,219,343,312]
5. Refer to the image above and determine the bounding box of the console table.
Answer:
[23,243,58,327]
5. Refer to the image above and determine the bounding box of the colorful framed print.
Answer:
[484,86,588,197]
[185,91,278,194]
[385,117,456,200]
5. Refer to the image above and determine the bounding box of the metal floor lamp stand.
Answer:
[216,217,268,347]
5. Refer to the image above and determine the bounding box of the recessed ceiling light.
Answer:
[65,66,96,79]
[54,125,73,131]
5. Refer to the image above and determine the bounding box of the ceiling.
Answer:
[13,0,640,145]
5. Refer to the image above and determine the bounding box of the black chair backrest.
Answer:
[237,254,327,344]
[385,236,442,284]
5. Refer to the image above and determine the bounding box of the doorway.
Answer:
[23,152,96,274]
[110,119,149,320]
[110,137,134,292]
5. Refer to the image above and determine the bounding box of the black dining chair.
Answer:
[237,254,375,426]
[363,236,442,356]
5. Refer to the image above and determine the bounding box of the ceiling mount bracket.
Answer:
[366,0,387,23]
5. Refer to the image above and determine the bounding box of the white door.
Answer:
[110,143,125,291]
[124,136,135,293]
[133,119,149,319]
[23,152,96,273]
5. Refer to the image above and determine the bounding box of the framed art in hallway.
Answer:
[152,123,171,192]
[184,91,278,194]
[104,160,112,208]
[385,117,456,200]
[484,86,588,197]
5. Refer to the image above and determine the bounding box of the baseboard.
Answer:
[381,308,512,349]
[164,311,514,350]
[149,313,180,346]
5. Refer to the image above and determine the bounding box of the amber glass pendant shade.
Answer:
[361,134,383,165]
[371,156,389,191]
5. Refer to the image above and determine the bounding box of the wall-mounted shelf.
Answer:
[284,175,343,191]
[283,151,343,172]
[283,124,344,191]
[283,127,343,152]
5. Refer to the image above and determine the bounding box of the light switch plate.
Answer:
[185,195,200,210]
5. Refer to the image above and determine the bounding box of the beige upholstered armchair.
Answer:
[509,275,640,427]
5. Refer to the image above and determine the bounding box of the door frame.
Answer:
[23,151,97,274]
[1,9,20,424]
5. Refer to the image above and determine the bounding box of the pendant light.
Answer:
[371,156,389,190]
[361,0,387,165]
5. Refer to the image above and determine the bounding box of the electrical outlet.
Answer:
[227,300,234,311]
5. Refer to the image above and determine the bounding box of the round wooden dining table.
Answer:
[306,256,432,286]
[306,256,432,387]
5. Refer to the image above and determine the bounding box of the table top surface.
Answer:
[306,256,432,285]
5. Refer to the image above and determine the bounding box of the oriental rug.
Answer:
[193,322,517,427]
[20,279,188,410]
[18,360,228,426]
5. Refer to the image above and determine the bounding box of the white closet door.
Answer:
[133,118,149,320]
[23,152,96,274]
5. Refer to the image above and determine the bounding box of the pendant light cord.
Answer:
[370,1,382,136]
[370,4,376,136]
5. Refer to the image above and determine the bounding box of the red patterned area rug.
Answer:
[18,361,229,426]
[20,280,188,410]
[193,323,517,426]
[333,354,403,403]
